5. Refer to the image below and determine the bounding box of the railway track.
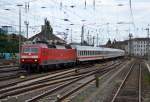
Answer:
[111,62,142,102]
[0,69,26,81]
[0,60,122,102]
[0,65,18,69]
[26,61,125,102]
[0,62,92,82]
[0,59,116,86]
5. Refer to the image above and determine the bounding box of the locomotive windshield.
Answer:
[23,47,39,53]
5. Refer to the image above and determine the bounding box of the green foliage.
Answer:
[0,34,19,53]
[0,33,7,41]
[44,18,53,35]
[144,72,150,84]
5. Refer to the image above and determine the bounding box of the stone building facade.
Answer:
[129,38,150,57]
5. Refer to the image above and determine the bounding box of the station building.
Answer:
[129,38,150,57]
[105,38,150,57]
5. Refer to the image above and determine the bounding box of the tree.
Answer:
[42,18,53,40]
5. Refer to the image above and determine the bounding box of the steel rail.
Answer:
[111,63,135,102]
[0,61,120,94]
[0,69,76,94]
[139,64,142,102]
[0,74,84,99]
[56,61,129,102]
[26,61,124,102]
[0,65,18,68]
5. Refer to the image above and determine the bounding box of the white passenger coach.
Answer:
[72,45,125,61]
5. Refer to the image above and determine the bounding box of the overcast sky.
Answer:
[0,0,150,44]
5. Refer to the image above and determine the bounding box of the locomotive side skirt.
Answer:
[41,60,76,65]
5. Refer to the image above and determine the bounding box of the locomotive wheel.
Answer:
[35,65,43,73]
[27,65,32,73]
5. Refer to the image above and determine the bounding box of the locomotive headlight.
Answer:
[22,59,24,62]
[34,59,38,62]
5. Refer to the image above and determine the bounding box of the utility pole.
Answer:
[87,30,90,45]
[17,4,23,65]
[93,0,96,10]
[96,33,99,46]
[146,26,150,60]
[89,35,92,46]
[129,33,133,56]
[81,25,84,45]
[25,2,29,39]
[65,29,69,42]
[70,28,72,43]
[93,36,95,46]
[24,21,29,39]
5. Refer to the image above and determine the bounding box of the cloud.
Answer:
[0,0,150,44]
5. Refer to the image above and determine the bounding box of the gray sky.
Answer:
[0,0,150,44]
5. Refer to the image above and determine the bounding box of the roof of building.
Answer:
[28,19,66,44]
[132,38,149,41]
[28,32,64,42]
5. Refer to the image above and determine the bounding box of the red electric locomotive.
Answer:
[20,44,76,72]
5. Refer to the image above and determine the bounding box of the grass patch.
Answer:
[144,73,150,84]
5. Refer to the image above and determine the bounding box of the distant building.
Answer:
[105,39,128,52]
[129,38,150,57]
[28,19,66,45]
[0,28,6,34]
[105,39,112,48]
[1,26,15,34]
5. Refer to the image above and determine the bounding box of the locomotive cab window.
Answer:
[23,47,39,53]
[31,48,39,53]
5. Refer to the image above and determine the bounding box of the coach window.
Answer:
[80,51,82,56]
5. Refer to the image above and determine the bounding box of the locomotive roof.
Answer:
[22,44,48,48]
[71,45,124,52]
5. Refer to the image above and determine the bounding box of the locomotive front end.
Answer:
[20,45,41,71]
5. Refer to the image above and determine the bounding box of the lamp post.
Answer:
[17,4,23,65]
[24,21,29,39]
[4,9,11,41]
